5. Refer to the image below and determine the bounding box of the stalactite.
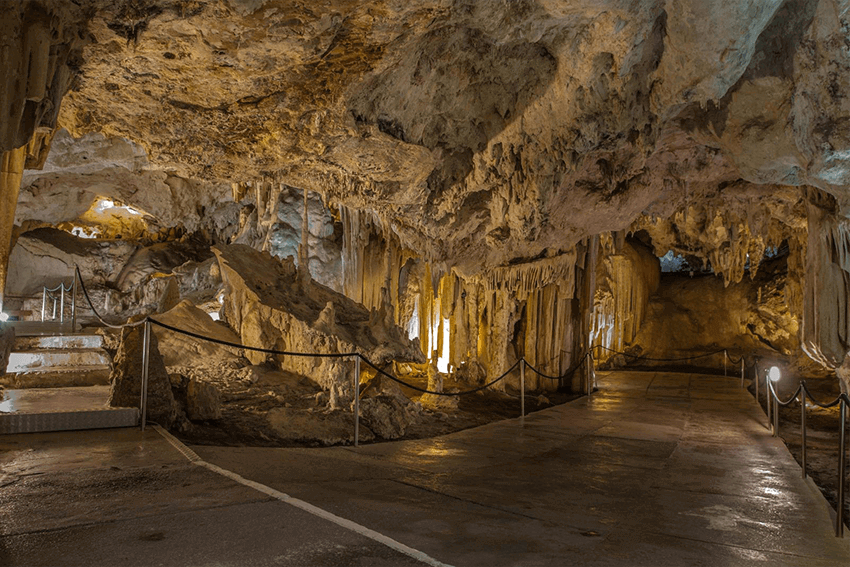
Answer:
[335,202,598,394]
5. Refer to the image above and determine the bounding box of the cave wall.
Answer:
[6,1,850,397]
[337,213,597,393]
[802,189,850,392]
[591,237,661,359]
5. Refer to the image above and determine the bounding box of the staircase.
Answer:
[3,332,112,388]
[0,322,138,434]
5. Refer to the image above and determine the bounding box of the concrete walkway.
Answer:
[1,370,848,566]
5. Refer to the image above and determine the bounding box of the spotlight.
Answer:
[768,366,781,382]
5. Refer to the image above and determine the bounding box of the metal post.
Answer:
[755,363,760,412]
[41,288,46,321]
[586,354,592,397]
[773,384,779,438]
[838,399,846,538]
[51,297,57,320]
[801,383,807,480]
[520,358,525,418]
[60,284,65,323]
[740,358,744,388]
[724,350,727,376]
[835,399,847,537]
[354,355,360,447]
[766,370,772,431]
[71,271,77,331]
[140,320,151,431]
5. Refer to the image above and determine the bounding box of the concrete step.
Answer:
[7,349,111,372]
[15,334,104,350]
[0,365,112,388]
[0,408,138,434]
[0,385,111,412]
[5,321,79,336]
[0,386,138,434]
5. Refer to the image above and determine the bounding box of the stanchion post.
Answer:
[755,363,760,412]
[773,384,779,438]
[724,350,727,376]
[520,358,525,418]
[740,358,744,388]
[354,355,360,447]
[140,319,151,431]
[41,288,46,321]
[766,370,772,431]
[60,284,65,323]
[71,272,77,331]
[801,382,807,480]
[838,398,846,538]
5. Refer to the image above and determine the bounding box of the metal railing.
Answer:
[72,266,848,536]
[757,364,850,537]
[590,345,849,537]
[40,276,77,328]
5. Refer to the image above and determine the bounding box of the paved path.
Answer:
[1,370,848,566]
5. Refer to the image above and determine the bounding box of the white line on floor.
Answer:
[153,425,454,567]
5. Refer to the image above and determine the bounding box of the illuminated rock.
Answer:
[213,244,424,408]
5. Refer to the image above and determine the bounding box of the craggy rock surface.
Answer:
[108,323,181,428]
[5,2,850,400]
[0,324,14,378]
[214,244,424,407]
[46,0,850,277]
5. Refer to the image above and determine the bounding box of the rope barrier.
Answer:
[760,370,850,537]
[524,352,592,381]
[360,357,521,397]
[43,282,72,293]
[74,268,527,397]
[592,344,726,363]
[75,265,146,329]
[148,317,357,359]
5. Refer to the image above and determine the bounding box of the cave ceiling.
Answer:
[36,0,850,276]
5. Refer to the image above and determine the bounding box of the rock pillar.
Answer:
[0,146,25,312]
[801,191,850,393]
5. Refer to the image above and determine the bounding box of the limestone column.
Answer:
[0,145,25,312]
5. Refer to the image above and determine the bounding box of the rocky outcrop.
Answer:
[0,324,14,378]
[5,1,850,397]
[153,299,243,369]
[214,244,423,408]
[108,322,181,428]
[185,378,222,421]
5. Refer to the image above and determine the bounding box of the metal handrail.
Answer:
[39,274,76,326]
[73,263,848,536]
[759,364,850,537]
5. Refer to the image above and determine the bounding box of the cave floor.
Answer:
[1,370,848,566]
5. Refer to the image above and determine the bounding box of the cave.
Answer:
[2,1,850,565]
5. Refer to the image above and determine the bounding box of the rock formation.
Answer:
[3,0,850,398]
[214,243,424,407]
[108,322,181,428]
